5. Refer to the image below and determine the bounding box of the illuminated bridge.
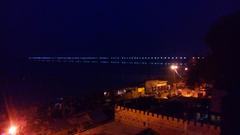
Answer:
[28,56,204,66]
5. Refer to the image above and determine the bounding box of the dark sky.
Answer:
[2,0,240,57]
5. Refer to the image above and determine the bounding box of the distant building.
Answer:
[124,87,145,99]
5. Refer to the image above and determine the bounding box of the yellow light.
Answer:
[8,126,17,135]
[137,87,145,92]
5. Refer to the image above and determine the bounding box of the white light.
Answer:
[185,67,188,71]
[104,92,107,96]
[8,126,17,135]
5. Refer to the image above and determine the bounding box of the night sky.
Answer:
[2,0,240,58]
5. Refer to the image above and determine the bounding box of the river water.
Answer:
[1,61,173,104]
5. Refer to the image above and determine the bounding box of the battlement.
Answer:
[115,105,220,135]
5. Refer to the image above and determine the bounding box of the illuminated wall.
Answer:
[115,106,220,135]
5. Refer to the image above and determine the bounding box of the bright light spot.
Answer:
[170,65,178,70]
[184,67,188,71]
[104,91,107,96]
[8,126,17,135]
[162,96,168,99]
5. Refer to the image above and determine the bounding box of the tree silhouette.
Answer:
[187,11,240,135]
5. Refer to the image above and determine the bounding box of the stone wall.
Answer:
[115,106,220,135]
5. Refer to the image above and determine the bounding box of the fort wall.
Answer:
[115,106,220,135]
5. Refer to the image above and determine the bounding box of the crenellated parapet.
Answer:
[115,105,220,135]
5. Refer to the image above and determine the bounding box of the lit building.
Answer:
[124,87,145,99]
[145,80,168,94]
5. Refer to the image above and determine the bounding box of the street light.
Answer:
[170,65,178,95]
[8,125,17,135]
[170,65,178,82]
[170,65,178,70]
